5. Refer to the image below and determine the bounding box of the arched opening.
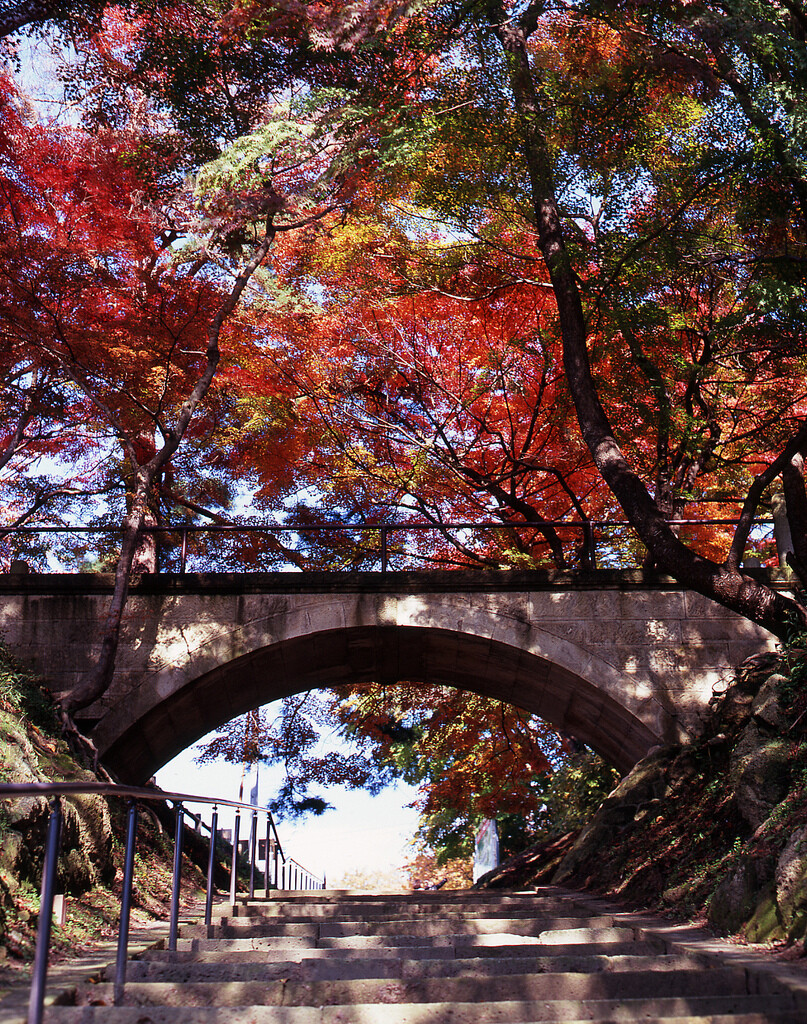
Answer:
[98,625,660,783]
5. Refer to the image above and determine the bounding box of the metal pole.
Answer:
[264,816,271,893]
[248,810,257,899]
[584,521,596,570]
[168,803,185,951]
[273,844,279,890]
[205,806,218,927]
[114,799,139,1006]
[180,528,188,574]
[229,809,241,904]
[380,527,388,573]
[28,798,62,1024]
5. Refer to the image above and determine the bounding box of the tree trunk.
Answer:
[63,229,277,716]
[489,3,807,638]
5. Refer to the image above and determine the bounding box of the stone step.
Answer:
[41,1012,807,1024]
[317,916,616,936]
[173,926,639,951]
[52,995,801,1022]
[187,915,616,938]
[120,952,705,983]
[205,908,606,925]
[222,899,583,920]
[315,926,639,947]
[248,889,555,902]
[77,965,751,1006]
[30,887,807,1024]
[141,939,664,963]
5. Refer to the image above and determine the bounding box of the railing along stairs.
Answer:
[0,781,324,1024]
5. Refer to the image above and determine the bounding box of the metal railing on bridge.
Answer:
[0,781,325,1024]
[0,516,778,575]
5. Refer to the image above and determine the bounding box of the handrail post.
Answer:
[168,802,185,951]
[273,844,279,890]
[205,805,218,927]
[248,810,257,899]
[28,797,62,1024]
[229,808,241,905]
[264,815,271,894]
[114,799,138,1006]
[180,528,188,574]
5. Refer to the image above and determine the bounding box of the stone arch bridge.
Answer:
[0,570,777,783]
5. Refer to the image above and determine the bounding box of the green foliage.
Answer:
[540,751,621,835]
[0,640,57,732]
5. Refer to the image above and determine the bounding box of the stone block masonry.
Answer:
[0,570,778,782]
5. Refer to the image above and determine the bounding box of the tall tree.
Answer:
[217,0,807,635]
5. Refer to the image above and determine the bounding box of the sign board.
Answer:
[473,818,499,882]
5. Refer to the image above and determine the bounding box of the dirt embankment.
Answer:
[0,642,224,972]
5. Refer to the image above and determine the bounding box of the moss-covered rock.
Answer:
[708,854,775,934]
[730,728,793,829]
[775,826,807,940]
[742,889,782,943]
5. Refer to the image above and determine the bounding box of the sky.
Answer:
[154,725,422,888]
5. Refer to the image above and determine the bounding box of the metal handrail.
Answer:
[0,781,325,1023]
[0,516,776,574]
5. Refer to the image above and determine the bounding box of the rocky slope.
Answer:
[0,642,220,969]
[482,644,807,946]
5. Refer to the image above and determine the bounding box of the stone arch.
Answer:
[99,624,663,782]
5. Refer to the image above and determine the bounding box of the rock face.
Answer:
[0,711,114,895]
[0,644,116,958]
[709,855,775,935]
[775,827,807,939]
[547,649,807,944]
[553,747,680,886]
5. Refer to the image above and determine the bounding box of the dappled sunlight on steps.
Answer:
[35,887,807,1022]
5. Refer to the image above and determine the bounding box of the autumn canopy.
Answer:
[1,0,806,853]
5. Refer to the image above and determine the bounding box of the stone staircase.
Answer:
[43,888,807,1022]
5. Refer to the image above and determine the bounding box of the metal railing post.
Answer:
[380,526,388,573]
[229,809,241,904]
[248,810,257,899]
[168,802,185,951]
[114,799,138,1006]
[28,797,62,1024]
[264,815,271,894]
[205,805,218,926]
[2,781,319,1013]
[180,528,188,574]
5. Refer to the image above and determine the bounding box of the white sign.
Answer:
[473,818,499,882]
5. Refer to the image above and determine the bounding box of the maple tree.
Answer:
[197,0,807,635]
[0,3,360,715]
[2,1,806,855]
[196,685,620,864]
